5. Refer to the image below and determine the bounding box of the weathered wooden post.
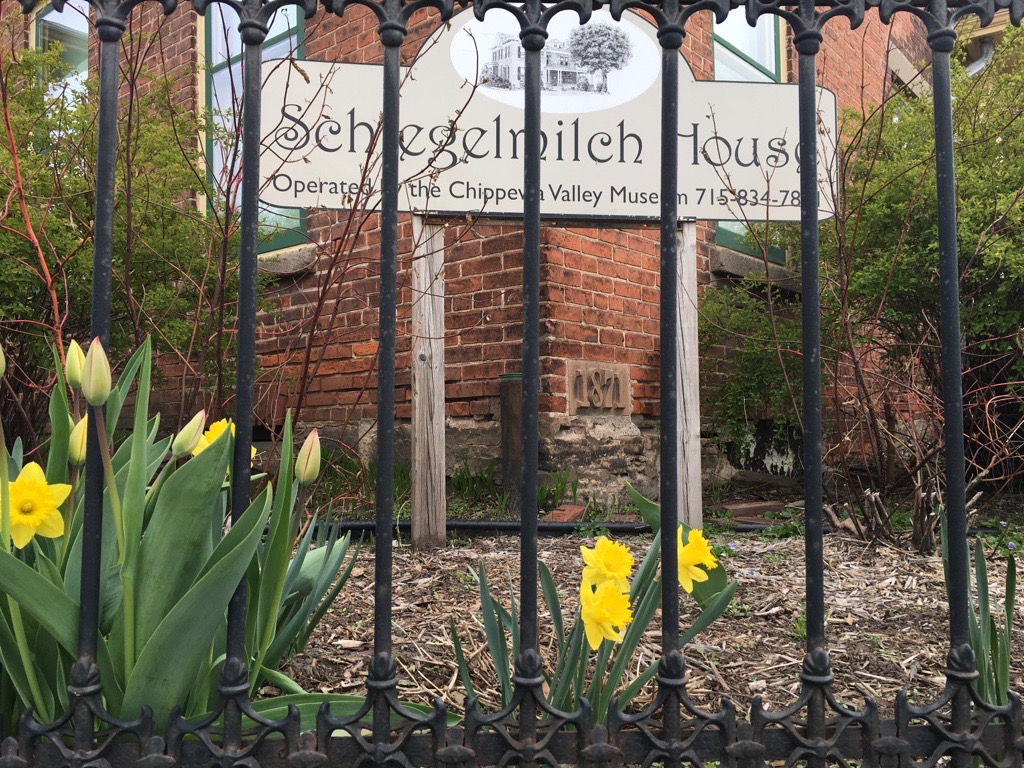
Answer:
[676,220,702,529]
[411,215,446,548]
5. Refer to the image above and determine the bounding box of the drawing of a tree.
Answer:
[568,24,631,93]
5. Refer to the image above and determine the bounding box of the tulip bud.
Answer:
[294,429,321,486]
[65,340,85,389]
[172,409,207,458]
[69,414,88,467]
[81,338,111,406]
[0,344,6,378]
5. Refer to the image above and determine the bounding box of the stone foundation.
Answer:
[332,413,756,510]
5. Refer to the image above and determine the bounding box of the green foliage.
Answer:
[450,459,499,505]
[762,507,805,540]
[790,605,807,641]
[0,342,355,730]
[699,29,1024,528]
[0,39,238,441]
[698,281,802,446]
[941,518,1016,706]
[538,468,579,511]
[832,29,1024,395]
[453,530,735,723]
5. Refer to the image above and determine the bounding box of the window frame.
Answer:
[712,11,787,266]
[33,0,90,92]
[204,7,307,254]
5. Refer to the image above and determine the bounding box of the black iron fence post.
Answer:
[372,27,402,744]
[78,30,121,722]
[794,12,828,765]
[928,24,974,768]
[657,28,683,762]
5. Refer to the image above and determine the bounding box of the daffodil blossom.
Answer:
[580,579,633,650]
[192,418,257,463]
[6,462,70,549]
[677,527,718,594]
[581,535,634,593]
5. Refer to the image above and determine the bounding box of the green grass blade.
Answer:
[508,577,520,662]
[258,665,307,695]
[595,576,661,716]
[1005,554,1016,640]
[625,482,661,533]
[680,579,737,647]
[547,618,583,712]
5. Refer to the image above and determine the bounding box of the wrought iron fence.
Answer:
[5,0,1023,763]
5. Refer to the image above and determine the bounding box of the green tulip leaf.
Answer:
[121,487,270,726]
[132,427,231,654]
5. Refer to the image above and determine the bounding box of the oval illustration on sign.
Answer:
[448,9,660,114]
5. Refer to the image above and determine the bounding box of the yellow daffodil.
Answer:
[7,462,70,549]
[192,418,257,463]
[65,340,85,389]
[580,579,633,650]
[581,535,634,593]
[677,527,718,594]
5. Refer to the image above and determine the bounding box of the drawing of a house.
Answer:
[482,34,591,90]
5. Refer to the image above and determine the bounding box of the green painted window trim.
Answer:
[205,10,307,253]
[711,33,782,82]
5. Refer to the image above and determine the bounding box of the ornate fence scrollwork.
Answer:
[5,0,1023,762]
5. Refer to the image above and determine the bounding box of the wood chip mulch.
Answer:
[280,531,1023,717]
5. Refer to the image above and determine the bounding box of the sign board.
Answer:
[259,9,837,222]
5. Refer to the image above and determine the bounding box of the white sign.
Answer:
[259,9,837,222]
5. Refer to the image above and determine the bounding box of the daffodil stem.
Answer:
[92,407,124,564]
[7,596,51,722]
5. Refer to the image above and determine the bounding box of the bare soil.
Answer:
[281,531,1023,717]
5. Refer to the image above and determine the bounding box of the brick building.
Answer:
[10,0,977,504]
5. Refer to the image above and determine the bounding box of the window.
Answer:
[713,10,786,265]
[206,5,306,252]
[35,0,89,94]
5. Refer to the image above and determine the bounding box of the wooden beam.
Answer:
[411,216,446,548]
[675,221,703,529]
